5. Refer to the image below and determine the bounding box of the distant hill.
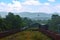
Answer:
[0,12,52,20]
[0,12,8,17]
[19,12,52,20]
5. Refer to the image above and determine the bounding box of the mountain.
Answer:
[19,12,52,20]
[0,12,52,20]
[0,12,8,17]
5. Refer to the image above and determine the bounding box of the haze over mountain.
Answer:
[0,12,52,20]
[19,12,52,20]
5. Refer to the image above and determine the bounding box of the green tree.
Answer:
[5,12,22,30]
[0,16,6,31]
[22,17,33,26]
[48,14,60,32]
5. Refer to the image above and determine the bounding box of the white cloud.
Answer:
[0,2,7,12]
[19,5,54,13]
[22,0,42,5]
[54,4,60,13]
[43,3,50,5]
[0,0,60,14]
[7,0,22,12]
[39,6,55,13]
[0,0,22,12]
[48,0,55,2]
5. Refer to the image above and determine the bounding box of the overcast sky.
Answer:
[0,0,60,14]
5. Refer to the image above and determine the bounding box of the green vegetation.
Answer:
[0,12,33,32]
[0,12,60,40]
[48,14,60,33]
[0,12,49,32]
[0,31,52,40]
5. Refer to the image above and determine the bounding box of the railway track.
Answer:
[39,28,60,40]
[0,26,60,40]
[0,26,29,38]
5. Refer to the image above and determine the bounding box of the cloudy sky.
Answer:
[0,0,60,13]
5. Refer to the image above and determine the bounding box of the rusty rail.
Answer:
[39,28,60,40]
[0,26,29,38]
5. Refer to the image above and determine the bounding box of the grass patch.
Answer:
[0,31,52,40]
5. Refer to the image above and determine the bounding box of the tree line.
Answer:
[0,12,60,33]
[0,12,33,32]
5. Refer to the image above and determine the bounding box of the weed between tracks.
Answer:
[0,31,52,40]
